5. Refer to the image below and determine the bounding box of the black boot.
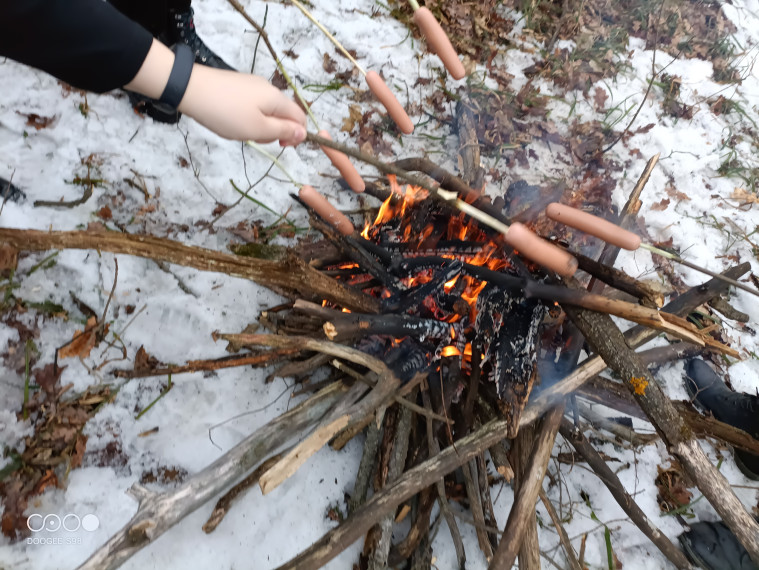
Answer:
[685,358,759,479]
[165,7,234,71]
[679,520,759,570]
[0,177,25,203]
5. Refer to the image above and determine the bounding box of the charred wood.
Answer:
[573,251,664,308]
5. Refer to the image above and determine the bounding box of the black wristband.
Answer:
[159,44,194,109]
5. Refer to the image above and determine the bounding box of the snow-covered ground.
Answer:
[2,0,759,568]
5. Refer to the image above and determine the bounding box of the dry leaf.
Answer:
[655,463,693,513]
[271,69,288,90]
[732,188,759,204]
[134,345,159,372]
[96,205,112,220]
[650,198,670,211]
[69,434,88,469]
[33,363,65,399]
[58,316,98,359]
[341,104,363,133]
[592,87,609,111]
[665,185,690,202]
[322,53,337,73]
[16,111,56,130]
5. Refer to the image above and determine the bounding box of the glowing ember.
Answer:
[441,346,461,357]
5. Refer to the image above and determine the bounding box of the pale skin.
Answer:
[124,39,307,145]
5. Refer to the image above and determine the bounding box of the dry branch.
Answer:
[202,453,284,533]
[558,418,691,568]
[574,250,664,307]
[0,228,379,314]
[422,389,466,568]
[538,488,583,570]
[512,423,542,570]
[368,400,413,569]
[463,457,494,560]
[77,380,348,570]
[564,300,759,564]
[113,349,300,379]
[490,405,565,570]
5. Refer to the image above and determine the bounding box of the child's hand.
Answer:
[125,40,307,145]
[179,66,307,145]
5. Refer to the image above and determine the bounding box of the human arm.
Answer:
[0,0,153,93]
[125,40,307,145]
[0,0,307,145]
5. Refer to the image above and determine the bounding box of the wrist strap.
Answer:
[159,44,194,109]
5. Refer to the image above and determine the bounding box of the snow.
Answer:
[2,0,759,569]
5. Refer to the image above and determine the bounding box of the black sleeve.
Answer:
[0,0,154,93]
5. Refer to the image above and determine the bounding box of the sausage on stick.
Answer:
[289,0,414,134]
[546,202,759,298]
[410,4,466,79]
[317,130,366,193]
[298,186,355,236]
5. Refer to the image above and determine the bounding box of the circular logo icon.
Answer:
[26,513,99,532]
[81,514,100,532]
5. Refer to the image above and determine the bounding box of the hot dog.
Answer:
[546,203,641,251]
[317,130,365,193]
[413,7,466,80]
[504,222,578,277]
[298,185,355,236]
[365,71,414,134]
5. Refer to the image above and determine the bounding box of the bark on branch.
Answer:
[0,228,379,314]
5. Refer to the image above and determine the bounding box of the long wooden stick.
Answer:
[77,381,348,570]
[559,418,692,569]
[112,349,300,379]
[489,406,565,570]
[538,488,583,570]
[0,228,380,314]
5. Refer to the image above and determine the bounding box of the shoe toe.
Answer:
[680,521,759,570]
[1,178,25,203]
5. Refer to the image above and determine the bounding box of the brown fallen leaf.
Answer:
[58,316,99,359]
[96,205,113,220]
[33,363,65,399]
[732,187,759,205]
[322,53,337,73]
[650,198,670,211]
[592,86,608,111]
[134,345,160,372]
[16,111,57,130]
[271,69,288,90]
[655,462,693,514]
[341,104,363,133]
[665,185,690,202]
[69,434,88,470]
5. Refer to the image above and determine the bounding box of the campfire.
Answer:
[293,174,548,439]
[5,0,759,568]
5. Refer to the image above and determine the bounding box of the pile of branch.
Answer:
[3,93,759,570]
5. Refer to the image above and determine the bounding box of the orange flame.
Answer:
[441,346,461,357]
